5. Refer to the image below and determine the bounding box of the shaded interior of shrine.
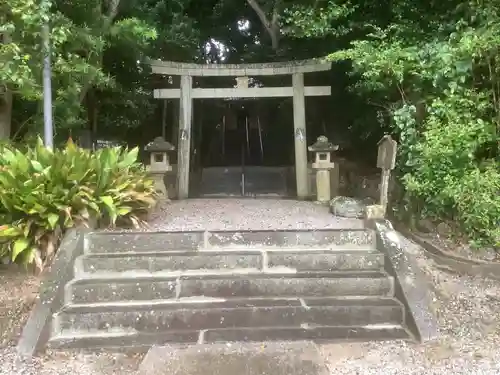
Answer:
[197,99,293,167]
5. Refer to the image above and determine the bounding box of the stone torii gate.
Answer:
[149,59,332,199]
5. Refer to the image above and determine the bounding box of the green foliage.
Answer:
[1,0,172,136]
[0,139,156,270]
[403,92,499,246]
[283,0,356,38]
[288,0,500,246]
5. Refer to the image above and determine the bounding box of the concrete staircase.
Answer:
[48,229,414,350]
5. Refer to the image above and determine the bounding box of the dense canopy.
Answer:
[0,0,499,245]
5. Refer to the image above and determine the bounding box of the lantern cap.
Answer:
[308,135,339,152]
[144,137,175,152]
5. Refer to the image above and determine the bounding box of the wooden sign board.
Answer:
[377,135,397,170]
[93,139,123,150]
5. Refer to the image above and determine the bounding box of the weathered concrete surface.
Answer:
[87,228,375,253]
[178,273,394,298]
[48,324,411,350]
[266,250,384,271]
[85,231,204,254]
[67,272,394,303]
[16,229,86,357]
[206,229,374,249]
[67,278,177,304]
[371,219,439,342]
[137,341,329,375]
[75,250,384,276]
[203,325,410,343]
[74,251,264,275]
[53,298,404,333]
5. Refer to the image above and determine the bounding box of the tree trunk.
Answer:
[0,89,12,140]
[0,31,12,140]
[85,89,99,142]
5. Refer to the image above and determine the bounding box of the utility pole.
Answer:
[42,20,53,148]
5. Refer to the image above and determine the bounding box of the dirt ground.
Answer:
[0,266,39,348]
[0,265,143,375]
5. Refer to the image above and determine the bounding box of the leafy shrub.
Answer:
[0,138,156,271]
[398,90,499,246]
[327,5,500,248]
[453,165,500,247]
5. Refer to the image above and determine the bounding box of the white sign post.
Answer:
[376,135,398,215]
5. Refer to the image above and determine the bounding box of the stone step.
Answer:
[48,324,412,350]
[84,229,375,254]
[137,342,329,375]
[74,250,385,276]
[66,271,394,304]
[60,296,398,311]
[52,297,404,337]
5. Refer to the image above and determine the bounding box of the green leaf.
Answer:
[117,147,139,169]
[0,225,22,238]
[117,206,133,216]
[11,238,30,261]
[30,160,44,172]
[100,195,115,210]
[47,213,60,229]
[100,196,117,225]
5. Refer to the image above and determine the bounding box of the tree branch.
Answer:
[271,0,281,25]
[104,0,121,28]
[247,0,280,50]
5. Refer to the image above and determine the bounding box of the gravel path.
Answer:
[146,198,365,231]
[2,199,500,374]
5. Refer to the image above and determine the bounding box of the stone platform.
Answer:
[138,341,329,375]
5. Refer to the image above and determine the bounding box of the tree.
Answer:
[1,0,200,141]
[247,0,282,51]
[287,0,500,245]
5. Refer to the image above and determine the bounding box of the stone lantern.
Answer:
[308,135,339,203]
[144,137,175,199]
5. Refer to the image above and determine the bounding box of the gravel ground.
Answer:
[320,233,500,375]
[2,199,500,375]
[145,198,365,231]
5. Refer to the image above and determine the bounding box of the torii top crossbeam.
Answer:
[148,58,331,77]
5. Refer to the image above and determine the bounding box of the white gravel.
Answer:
[0,348,142,375]
[146,198,365,231]
[2,199,500,375]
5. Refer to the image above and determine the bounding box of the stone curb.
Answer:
[396,225,500,280]
[366,219,439,343]
[16,229,87,358]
